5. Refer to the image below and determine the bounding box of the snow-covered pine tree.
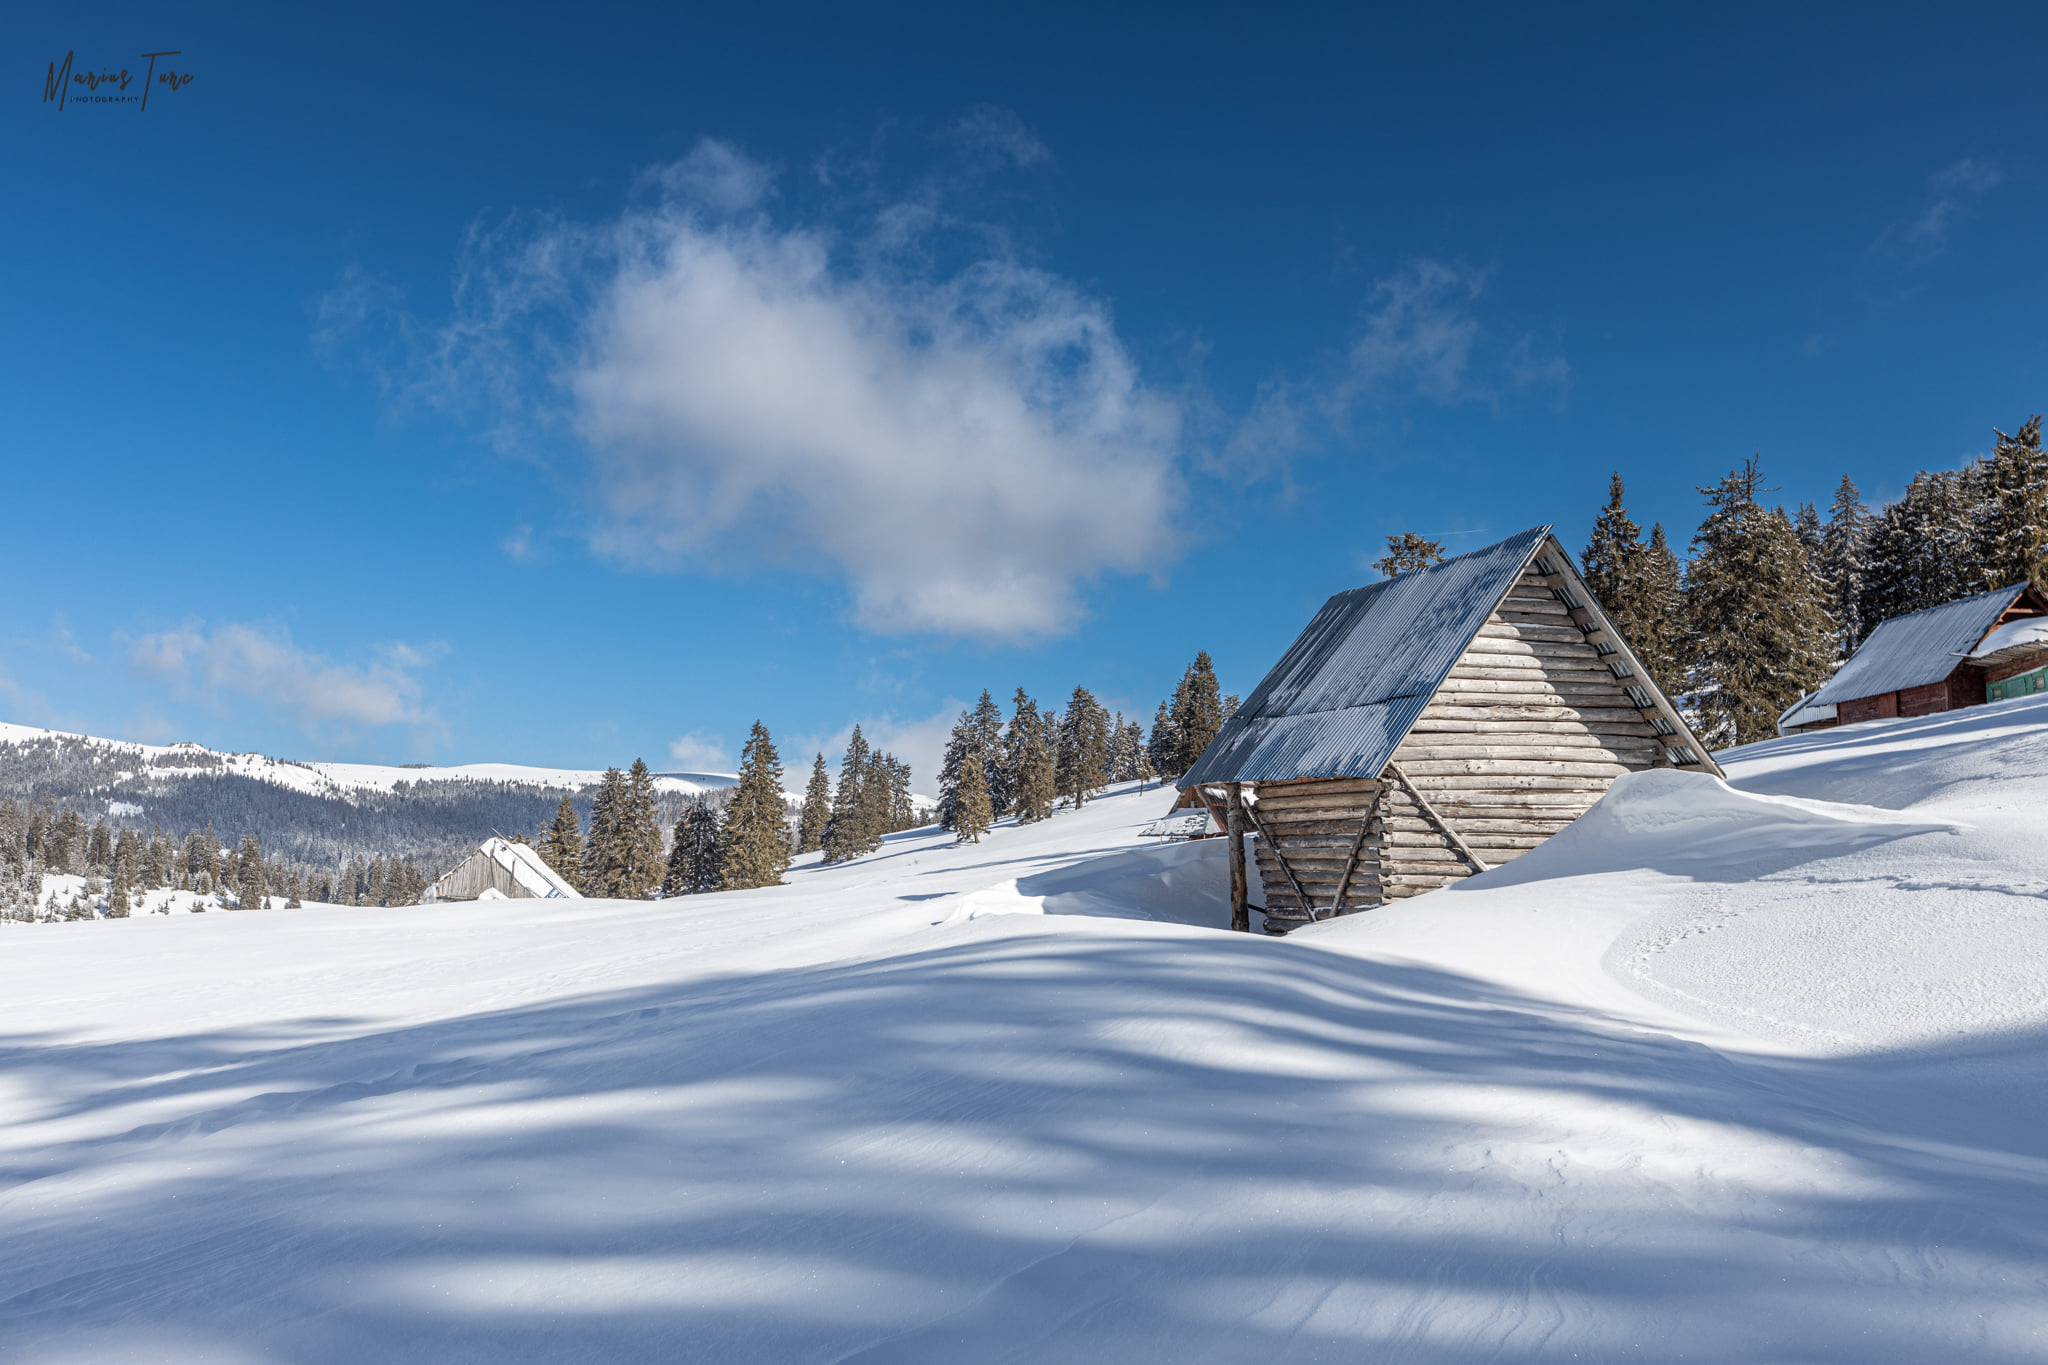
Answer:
[936,710,971,831]
[110,828,138,917]
[821,726,870,864]
[1015,715,1057,822]
[1629,523,1687,697]
[1168,653,1225,776]
[1106,711,1134,782]
[538,794,584,892]
[1820,475,1871,653]
[1145,698,1178,779]
[1683,458,1838,747]
[964,692,1007,817]
[86,818,112,877]
[286,871,302,909]
[1373,532,1446,578]
[239,834,267,909]
[954,751,993,843]
[1002,689,1039,811]
[1126,719,1156,788]
[1980,415,2047,592]
[720,721,790,890]
[797,753,831,853]
[1860,467,1983,627]
[1055,685,1111,808]
[859,747,898,842]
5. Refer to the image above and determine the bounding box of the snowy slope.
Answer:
[3,703,2047,1362]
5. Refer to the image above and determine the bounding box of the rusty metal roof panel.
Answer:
[1810,584,2028,705]
[1181,527,1549,785]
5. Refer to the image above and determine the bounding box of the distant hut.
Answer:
[423,837,582,903]
[1180,526,1719,933]
[1799,583,2048,729]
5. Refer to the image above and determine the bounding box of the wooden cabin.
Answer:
[1802,583,2048,727]
[423,837,582,903]
[1179,526,1719,933]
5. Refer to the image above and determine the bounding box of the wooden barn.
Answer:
[1795,582,2048,729]
[1179,526,1720,933]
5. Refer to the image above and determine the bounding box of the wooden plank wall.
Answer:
[1373,562,1674,901]
[1248,776,1381,927]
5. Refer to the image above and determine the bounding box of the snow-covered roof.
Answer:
[490,838,581,898]
[1776,691,1837,733]
[1811,584,2034,705]
[1971,615,2048,661]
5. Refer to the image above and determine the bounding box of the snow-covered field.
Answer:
[4,701,2047,1362]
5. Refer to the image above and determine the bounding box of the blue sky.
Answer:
[8,3,2047,789]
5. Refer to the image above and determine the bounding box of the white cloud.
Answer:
[1505,333,1573,405]
[356,135,1183,642]
[666,730,731,772]
[1882,157,2004,256]
[128,623,444,737]
[790,702,963,799]
[1339,259,1490,406]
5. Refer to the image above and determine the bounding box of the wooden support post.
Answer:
[1225,782,1250,933]
[1386,762,1492,874]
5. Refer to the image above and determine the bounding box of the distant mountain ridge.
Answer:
[0,721,772,877]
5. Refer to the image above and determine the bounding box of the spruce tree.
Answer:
[954,751,993,843]
[1145,698,1178,778]
[1580,472,1643,612]
[1055,685,1111,807]
[1629,523,1687,696]
[1861,466,1983,627]
[239,834,267,909]
[1015,718,1057,822]
[720,721,791,890]
[1684,457,1838,747]
[1373,531,1447,578]
[797,753,832,853]
[663,804,727,897]
[1168,653,1225,776]
[821,726,872,863]
[937,711,972,831]
[1820,475,1871,653]
[1981,415,2048,591]
[615,759,666,899]
[286,871,302,909]
[581,768,626,896]
[537,794,584,891]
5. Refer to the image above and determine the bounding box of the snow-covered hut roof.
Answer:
[1971,615,2048,662]
[1810,585,2035,706]
[1776,691,1837,734]
[1181,527,1717,784]
[426,837,581,902]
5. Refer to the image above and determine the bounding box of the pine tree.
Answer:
[1861,466,1983,627]
[615,759,666,899]
[1580,472,1643,612]
[720,721,791,890]
[1126,719,1157,788]
[662,800,727,896]
[1055,685,1111,807]
[1684,457,1838,747]
[821,726,872,864]
[109,828,139,918]
[286,871,302,909]
[1981,415,2048,592]
[1167,652,1225,776]
[365,854,385,908]
[537,794,584,891]
[1015,716,1057,822]
[936,711,972,830]
[1373,531,1446,578]
[238,834,267,909]
[1820,475,1871,653]
[1145,698,1178,779]
[797,753,832,853]
[1629,523,1687,696]
[859,747,898,842]
[581,768,626,896]
[953,751,993,843]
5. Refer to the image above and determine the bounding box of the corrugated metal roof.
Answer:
[1181,527,1550,785]
[1810,584,2028,705]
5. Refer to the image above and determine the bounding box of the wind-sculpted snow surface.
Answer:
[4,708,2048,1362]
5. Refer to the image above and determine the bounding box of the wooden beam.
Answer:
[1238,800,1320,924]
[1385,763,1491,873]
[1225,782,1250,934]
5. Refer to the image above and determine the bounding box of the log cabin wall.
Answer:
[1374,560,1677,901]
[1248,776,1382,927]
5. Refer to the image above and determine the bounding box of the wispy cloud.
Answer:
[50,617,93,664]
[328,129,1182,642]
[1338,259,1491,406]
[790,702,963,799]
[1879,157,2004,258]
[666,730,731,772]
[128,623,445,740]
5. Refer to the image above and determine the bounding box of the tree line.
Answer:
[928,654,1236,842]
[1380,414,2048,748]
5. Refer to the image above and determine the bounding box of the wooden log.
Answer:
[1417,704,1652,723]
[1226,783,1249,934]
[1382,816,1572,836]
[1252,777,1382,798]
[1385,763,1491,873]
[1238,801,1319,923]
[1434,674,1633,695]
[1391,741,1656,762]
[1401,724,1661,746]
[1397,774,1617,792]
[1460,638,1606,661]
[1393,759,1632,778]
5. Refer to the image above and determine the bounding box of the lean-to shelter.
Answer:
[1180,526,1719,933]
